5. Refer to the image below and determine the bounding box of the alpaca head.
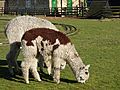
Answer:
[77,64,90,83]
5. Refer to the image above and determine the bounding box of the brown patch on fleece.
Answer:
[22,28,71,46]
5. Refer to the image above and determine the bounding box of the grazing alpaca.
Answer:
[5,16,59,76]
[21,28,90,84]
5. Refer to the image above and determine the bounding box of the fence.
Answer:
[0,6,120,18]
[0,7,4,15]
[110,6,120,18]
[1,6,88,17]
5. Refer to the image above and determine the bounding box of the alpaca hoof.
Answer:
[54,78,60,84]
[25,81,29,84]
[38,78,42,82]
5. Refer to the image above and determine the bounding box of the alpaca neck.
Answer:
[65,43,85,80]
[67,56,85,77]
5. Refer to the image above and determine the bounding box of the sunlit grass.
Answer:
[0,16,120,90]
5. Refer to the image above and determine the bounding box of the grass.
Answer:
[0,15,120,90]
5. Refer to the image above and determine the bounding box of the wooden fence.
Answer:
[0,6,87,17]
[0,7,4,15]
[0,6,120,18]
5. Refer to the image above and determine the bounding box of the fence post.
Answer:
[81,2,84,17]
[119,9,120,18]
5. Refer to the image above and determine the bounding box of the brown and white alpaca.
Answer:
[21,28,90,84]
[5,16,59,75]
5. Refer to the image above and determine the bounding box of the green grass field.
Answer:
[0,15,120,90]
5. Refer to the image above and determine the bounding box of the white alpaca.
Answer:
[5,15,59,75]
[21,28,90,84]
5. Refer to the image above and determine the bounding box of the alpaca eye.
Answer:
[80,66,85,70]
[85,72,88,75]
[82,67,85,69]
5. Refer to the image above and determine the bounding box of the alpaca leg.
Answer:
[30,58,41,82]
[44,55,52,75]
[31,67,41,82]
[6,42,21,75]
[38,54,44,73]
[45,61,52,75]
[53,57,61,84]
[21,60,30,84]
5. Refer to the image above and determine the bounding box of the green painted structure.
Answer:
[51,0,73,12]
[67,0,72,12]
[52,0,57,12]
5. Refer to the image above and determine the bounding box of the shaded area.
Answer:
[0,59,21,78]
[0,18,11,21]
[0,59,77,83]
[0,59,7,66]
[87,0,111,19]
[109,0,120,6]
[40,71,77,83]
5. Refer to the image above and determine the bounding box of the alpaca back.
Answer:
[5,16,58,44]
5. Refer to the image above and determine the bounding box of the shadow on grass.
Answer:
[0,59,77,84]
[0,59,23,83]
[0,59,11,79]
[40,72,77,83]
[0,18,11,21]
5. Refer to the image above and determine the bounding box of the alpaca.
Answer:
[21,28,90,84]
[5,15,59,76]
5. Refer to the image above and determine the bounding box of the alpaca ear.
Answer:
[85,64,90,69]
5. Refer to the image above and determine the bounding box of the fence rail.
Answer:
[0,7,4,15]
[109,6,120,18]
[0,6,120,18]
[0,6,88,17]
